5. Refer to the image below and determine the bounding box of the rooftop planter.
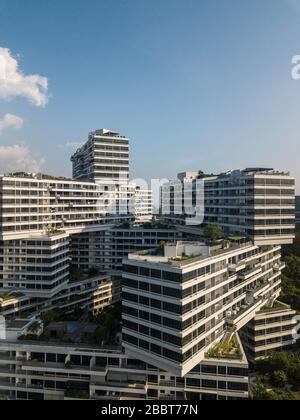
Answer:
[259,301,290,313]
[238,266,262,280]
[206,335,243,361]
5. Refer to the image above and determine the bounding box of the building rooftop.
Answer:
[127,240,254,268]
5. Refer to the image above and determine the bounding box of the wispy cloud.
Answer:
[0,145,45,174]
[0,113,23,135]
[0,47,49,107]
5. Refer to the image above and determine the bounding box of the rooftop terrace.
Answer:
[127,240,254,268]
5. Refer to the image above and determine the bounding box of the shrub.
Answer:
[204,224,223,242]
[270,370,288,388]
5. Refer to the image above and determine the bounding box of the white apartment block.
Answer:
[0,233,70,298]
[0,147,296,401]
[0,175,133,241]
[0,337,249,400]
[0,273,117,319]
[71,129,129,183]
[240,302,297,363]
[296,196,300,225]
[133,187,153,222]
[70,225,181,272]
[161,168,295,245]
[122,240,283,376]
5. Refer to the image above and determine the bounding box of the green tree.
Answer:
[41,310,59,325]
[252,378,277,400]
[204,224,223,242]
[284,255,300,283]
[271,370,288,388]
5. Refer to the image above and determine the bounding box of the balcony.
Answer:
[273,263,285,272]
[226,298,264,330]
[228,262,246,273]
[238,266,262,280]
[159,380,176,388]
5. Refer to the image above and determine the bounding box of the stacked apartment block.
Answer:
[0,129,297,400]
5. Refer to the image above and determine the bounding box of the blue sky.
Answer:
[1,0,300,190]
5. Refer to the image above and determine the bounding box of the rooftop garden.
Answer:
[70,266,100,283]
[116,221,170,230]
[46,228,66,236]
[206,335,243,360]
[196,171,219,179]
[9,172,74,181]
[228,236,248,243]
[260,301,289,313]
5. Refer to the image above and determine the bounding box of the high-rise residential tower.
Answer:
[161,168,295,245]
[71,129,129,184]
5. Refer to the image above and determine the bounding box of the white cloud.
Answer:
[0,48,48,107]
[0,113,23,135]
[0,145,45,174]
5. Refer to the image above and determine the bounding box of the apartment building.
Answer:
[0,174,134,241]
[161,168,295,245]
[0,141,296,400]
[69,225,181,271]
[0,273,116,320]
[71,129,129,183]
[296,196,300,225]
[133,187,153,222]
[0,336,249,401]
[0,232,70,299]
[122,240,283,376]
[240,302,297,363]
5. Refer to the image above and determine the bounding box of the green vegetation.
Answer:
[41,310,60,325]
[254,350,300,397]
[204,224,223,242]
[206,335,242,360]
[270,370,288,388]
[260,301,288,312]
[196,171,219,179]
[280,227,300,311]
[47,228,66,236]
[228,236,246,242]
[252,378,300,400]
[94,304,121,346]
[251,227,300,400]
[41,308,84,326]
[143,221,169,229]
[282,225,300,258]
[28,322,40,335]
[9,172,73,181]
